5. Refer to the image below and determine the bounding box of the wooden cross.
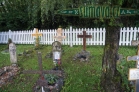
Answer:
[127,45,139,92]
[23,52,62,87]
[32,28,43,47]
[77,31,92,51]
[32,28,42,38]
[54,27,66,43]
[137,44,139,55]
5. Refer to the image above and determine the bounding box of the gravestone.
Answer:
[32,28,43,47]
[73,31,92,62]
[46,27,65,59]
[23,52,64,92]
[54,27,66,43]
[9,43,17,66]
[52,41,62,70]
[127,45,139,92]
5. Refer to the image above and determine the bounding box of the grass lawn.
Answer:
[0,44,137,92]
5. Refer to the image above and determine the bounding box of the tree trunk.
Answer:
[101,19,122,92]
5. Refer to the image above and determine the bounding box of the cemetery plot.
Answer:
[77,31,92,51]
[52,41,62,70]
[73,31,92,62]
[46,27,65,59]
[0,45,136,92]
[23,52,64,92]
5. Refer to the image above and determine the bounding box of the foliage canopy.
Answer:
[0,0,138,31]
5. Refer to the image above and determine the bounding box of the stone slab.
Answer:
[131,40,139,46]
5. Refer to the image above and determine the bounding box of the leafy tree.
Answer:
[0,0,107,30]
[0,0,29,31]
[92,0,139,92]
[48,0,139,92]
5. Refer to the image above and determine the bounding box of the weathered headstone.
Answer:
[127,46,139,92]
[52,41,62,70]
[77,31,92,51]
[23,52,63,92]
[9,43,17,66]
[54,27,66,43]
[32,28,43,47]
[52,41,62,52]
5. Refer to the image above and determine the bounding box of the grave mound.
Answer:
[33,72,64,92]
[73,50,91,62]
[23,52,65,92]
[0,65,20,87]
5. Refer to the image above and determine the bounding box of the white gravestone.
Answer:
[9,43,17,65]
[52,41,62,67]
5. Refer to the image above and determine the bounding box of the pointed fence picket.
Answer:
[0,27,139,46]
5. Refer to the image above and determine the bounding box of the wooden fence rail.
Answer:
[0,27,139,46]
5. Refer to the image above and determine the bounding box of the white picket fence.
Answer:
[0,27,139,46]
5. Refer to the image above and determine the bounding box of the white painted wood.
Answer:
[0,27,139,46]
[129,68,139,80]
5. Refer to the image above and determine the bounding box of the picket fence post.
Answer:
[70,26,73,47]
[9,30,12,39]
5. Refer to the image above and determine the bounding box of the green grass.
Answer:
[0,44,136,92]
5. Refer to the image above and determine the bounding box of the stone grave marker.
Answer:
[52,41,62,70]
[131,41,139,46]
[54,27,66,43]
[23,52,63,92]
[77,31,92,51]
[32,28,43,47]
[127,45,139,92]
[9,43,17,66]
